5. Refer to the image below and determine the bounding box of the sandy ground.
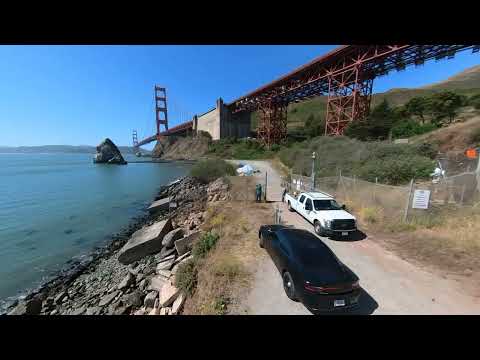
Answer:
[240,160,480,315]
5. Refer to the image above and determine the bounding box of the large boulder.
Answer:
[162,228,184,248]
[8,297,42,315]
[174,231,200,256]
[118,218,173,265]
[93,138,127,165]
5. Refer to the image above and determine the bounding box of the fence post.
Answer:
[403,179,414,222]
[373,177,378,202]
[460,184,466,205]
[265,171,268,202]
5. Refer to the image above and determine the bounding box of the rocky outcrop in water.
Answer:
[93,138,127,165]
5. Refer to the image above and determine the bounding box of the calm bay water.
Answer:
[0,153,190,305]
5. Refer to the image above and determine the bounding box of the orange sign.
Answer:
[465,148,478,159]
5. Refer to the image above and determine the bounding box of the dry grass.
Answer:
[412,115,480,152]
[182,201,273,315]
[361,204,480,278]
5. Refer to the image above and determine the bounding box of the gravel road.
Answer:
[240,160,480,315]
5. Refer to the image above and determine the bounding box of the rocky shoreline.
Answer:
[3,175,230,316]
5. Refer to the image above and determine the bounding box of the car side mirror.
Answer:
[341,204,346,210]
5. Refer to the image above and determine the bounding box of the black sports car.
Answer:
[258,224,361,313]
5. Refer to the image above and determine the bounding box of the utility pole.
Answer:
[311,152,316,191]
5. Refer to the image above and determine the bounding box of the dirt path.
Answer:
[241,160,480,315]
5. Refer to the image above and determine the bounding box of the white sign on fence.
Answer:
[412,189,431,209]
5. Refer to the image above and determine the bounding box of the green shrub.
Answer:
[193,232,219,259]
[174,259,198,296]
[469,94,480,110]
[391,120,438,139]
[356,155,435,184]
[278,136,436,185]
[190,159,236,183]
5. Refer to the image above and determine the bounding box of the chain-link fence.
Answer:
[288,170,480,223]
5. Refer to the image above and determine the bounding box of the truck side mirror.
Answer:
[341,204,346,210]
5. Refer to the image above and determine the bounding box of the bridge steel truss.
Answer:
[229,45,479,145]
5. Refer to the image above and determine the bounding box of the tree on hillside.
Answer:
[344,99,398,141]
[468,93,480,110]
[405,96,428,123]
[304,113,325,138]
[427,91,465,125]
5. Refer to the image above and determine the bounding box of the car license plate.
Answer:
[334,299,345,307]
[341,232,348,236]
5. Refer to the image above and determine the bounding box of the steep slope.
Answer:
[151,135,210,160]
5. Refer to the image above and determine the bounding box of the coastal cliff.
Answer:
[152,134,210,160]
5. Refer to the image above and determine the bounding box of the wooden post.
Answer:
[373,177,378,203]
[265,171,268,202]
[403,179,414,222]
[460,184,466,205]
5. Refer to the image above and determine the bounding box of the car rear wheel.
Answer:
[314,221,326,236]
[282,271,298,301]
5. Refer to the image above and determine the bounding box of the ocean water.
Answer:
[0,153,190,305]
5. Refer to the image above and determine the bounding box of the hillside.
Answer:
[151,135,210,160]
[265,64,480,133]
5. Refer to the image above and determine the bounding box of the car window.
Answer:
[299,195,305,203]
[313,199,342,211]
[305,198,312,209]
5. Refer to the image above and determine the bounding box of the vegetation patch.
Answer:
[182,202,273,315]
[278,135,435,185]
[190,159,236,183]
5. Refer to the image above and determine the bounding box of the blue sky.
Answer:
[0,45,478,148]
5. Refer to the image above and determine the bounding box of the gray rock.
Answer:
[175,231,200,256]
[117,273,135,291]
[50,309,58,315]
[148,276,168,292]
[93,138,127,165]
[156,269,172,279]
[147,197,170,213]
[8,297,42,315]
[144,291,158,309]
[71,306,86,315]
[156,258,175,271]
[138,279,147,291]
[171,292,186,315]
[86,307,101,315]
[158,281,180,307]
[122,290,144,308]
[54,290,68,305]
[173,251,192,265]
[162,228,184,248]
[99,291,119,307]
[155,246,177,261]
[118,218,173,265]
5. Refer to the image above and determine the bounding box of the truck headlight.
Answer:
[324,220,331,229]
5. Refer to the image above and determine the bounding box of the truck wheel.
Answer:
[287,201,294,212]
[314,221,326,237]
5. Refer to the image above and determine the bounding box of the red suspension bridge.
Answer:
[135,45,480,149]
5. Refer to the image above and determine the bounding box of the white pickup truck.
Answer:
[284,191,357,238]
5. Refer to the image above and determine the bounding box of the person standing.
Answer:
[256,183,262,202]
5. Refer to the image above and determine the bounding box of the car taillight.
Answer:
[304,283,336,294]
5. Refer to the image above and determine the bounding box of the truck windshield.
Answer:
[313,199,342,211]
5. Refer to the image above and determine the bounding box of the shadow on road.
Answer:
[328,230,368,242]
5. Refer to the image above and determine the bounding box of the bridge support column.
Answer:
[257,101,287,148]
[325,66,373,136]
